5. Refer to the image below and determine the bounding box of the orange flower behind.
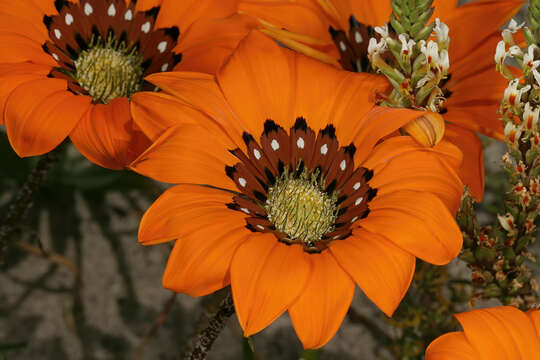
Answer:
[0,0,255,169]
[129,31,464,348]
[426,306,540,360]
[239,0,524,200]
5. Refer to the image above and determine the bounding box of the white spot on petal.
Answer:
[240,208,250,214]
[84,3,93,16]
[65,13,74,25]
[351,216,359,223]
[153,86,160,92]
[238,177,247,187]
[256,225,265,230]
[355,197,363,206]
[52,53,59,61]
[107,4,116,16]
[124,9,133,21]
[157,41,167,53]
[253,148,261,160]
[161,63,169,72]
[54,29,62,39]
[333,235,340,240]
[353,182,361,190]
[320,144,328,155]
[355,31,362,43]
[297,137,305,149]
[340,159,346,171]
[141,21,151,33]
[339,41,347,51]
[271,139,280,151]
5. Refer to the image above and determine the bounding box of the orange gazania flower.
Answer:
[0,0,254,169]
[426,306,540,359]
[129,31,464,348]
[239,0,524,199]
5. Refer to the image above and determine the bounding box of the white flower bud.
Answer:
[507,18,525,33]
[523,45,540,70]
[523,102,539,131]
[398,34,415,59]
[495,40,507,65]
[374,24,389,39]
[434,18,450,49]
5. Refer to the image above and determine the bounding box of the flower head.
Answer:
[426,306,540,359]
[239,0,525,201]
[129,32,464,349]
[0,0,253,168]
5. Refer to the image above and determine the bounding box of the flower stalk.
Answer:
[0,143,64,261]
[457,1,540,308]
[369,0,449,114]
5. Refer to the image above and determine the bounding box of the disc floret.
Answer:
[265,166,339,246]
[74,35,144,104]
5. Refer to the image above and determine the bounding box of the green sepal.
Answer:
[475,247,498,264]
[390,14,407,35]
[414,23,434,41]
[483,283,503,297]
[502,247,516,261]
[515,235,532,252]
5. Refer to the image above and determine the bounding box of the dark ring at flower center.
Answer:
[226,118,377,253]
[41,0,182,103]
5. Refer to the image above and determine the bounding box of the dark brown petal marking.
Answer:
[225,118,377,253]
[329,15,376,73]
[42,0,182,102]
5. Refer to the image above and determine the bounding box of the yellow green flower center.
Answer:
[265,168,339,245]
[74,37,143,104]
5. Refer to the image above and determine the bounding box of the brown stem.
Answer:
[183,289,235,360]
[347,305,392,345]
[135,292,177,360]
[14,241,78,274]
[0,144,64,260]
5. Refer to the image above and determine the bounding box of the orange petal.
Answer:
[445,0,523,62]
[175,14,257,74]
[131,91,208,141]
[156,186,251,296]
[5,78,90,157]
[351,107,432,164]
[445,65,505,140]
[135,0,163,12]
[70,97,151,169]
[444,124,484,201]
[144,71,245,146]
[27,0,56,15]
[155,0,237,29]
[425,332,480,360]
[0,33,54,65]
[432,0,458,18]
[217,30,295,133]
[350,0,391,26]
[364,136,463,215]
[361,190,462,265]
[231,235,312,336]
[129,124,237,189]
[527,310,540,338]
[0,63,52,125]
[292,57,389,136]
[288,251,355,349]
[139,184,243,245]
[239,0,331,41]
[0,14,48,42]
[329,228,414,317]
[456,306,540,359]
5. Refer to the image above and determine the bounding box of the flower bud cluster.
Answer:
[368,18,450,112]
